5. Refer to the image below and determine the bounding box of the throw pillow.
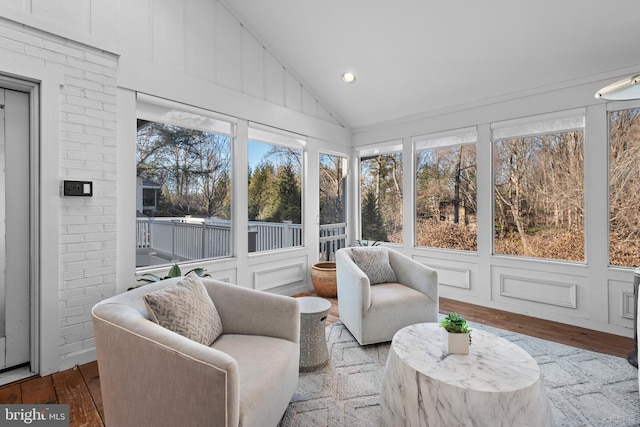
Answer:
[350,247,397,285]
[143,273,223,346]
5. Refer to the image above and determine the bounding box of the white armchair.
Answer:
[92,277,300,427]
[336,247,438,345]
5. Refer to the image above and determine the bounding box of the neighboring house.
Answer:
[136,177,162,215]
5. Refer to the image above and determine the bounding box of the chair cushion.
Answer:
[143,273,223,345]
[351,247,397,285]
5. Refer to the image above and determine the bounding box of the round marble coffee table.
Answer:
[298,296,331,371]
[380,323,553,426]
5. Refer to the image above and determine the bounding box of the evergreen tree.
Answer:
[275,163,302,223]
[361,189,387,241]
[248,162,276,221]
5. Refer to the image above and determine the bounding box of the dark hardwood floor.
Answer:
[0,294,634,427]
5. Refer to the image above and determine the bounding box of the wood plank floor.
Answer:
[0,295,634,427]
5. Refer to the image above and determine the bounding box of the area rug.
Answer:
[279,320,640,427]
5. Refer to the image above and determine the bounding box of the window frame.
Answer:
[357,140,404,244]
[491,109,586,262]
[606,99,640,267]
[247,123,307,253]
[135,94,236,269]
[413,127,478,252]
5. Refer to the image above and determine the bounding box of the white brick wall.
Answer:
[0,17,118,365]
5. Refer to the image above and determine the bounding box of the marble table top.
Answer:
[392,323,541,392]
[380,322,554,426]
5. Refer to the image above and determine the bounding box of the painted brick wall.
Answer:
[0,17,118,365]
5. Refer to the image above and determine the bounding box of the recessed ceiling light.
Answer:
[342,72,356,84]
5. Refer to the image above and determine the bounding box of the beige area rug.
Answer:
[279,320,640,427]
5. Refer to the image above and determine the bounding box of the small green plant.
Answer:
[129,263,211,290]
[439,312,472,344]
[356,239,381,246]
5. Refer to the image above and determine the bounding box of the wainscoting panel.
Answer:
[209,268,235,284]
[431,264,471,289]
[253,261,306,291]
[492,267,578,308]
[413,255,475,291]
[608,279,635,329]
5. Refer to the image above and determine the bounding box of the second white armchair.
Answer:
[336,247,439,345]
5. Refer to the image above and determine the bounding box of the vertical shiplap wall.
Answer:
[119,0,342,127]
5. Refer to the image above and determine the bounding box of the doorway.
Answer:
[0,87,32,376]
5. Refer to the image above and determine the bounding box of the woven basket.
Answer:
[311,262,337,298]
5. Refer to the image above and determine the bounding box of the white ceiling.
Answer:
[222,1,640,130]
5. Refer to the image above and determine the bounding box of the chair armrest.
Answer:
[388,250,439,304]
[92,304,241,427]
[201,279,300,343]
[336,248,372,310]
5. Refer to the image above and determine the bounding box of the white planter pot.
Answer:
[442,329,470,355]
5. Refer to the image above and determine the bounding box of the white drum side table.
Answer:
[298,296,331,371]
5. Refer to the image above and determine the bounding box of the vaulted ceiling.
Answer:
[222,1,640,130]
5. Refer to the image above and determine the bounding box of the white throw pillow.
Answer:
[143,273,223,345]
[351,247,397,285]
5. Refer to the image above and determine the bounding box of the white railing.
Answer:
[137,218,346,266]
[319,223,347,261]
[137,218,306,264]
[250,220,302,251]
[137,218,233,260]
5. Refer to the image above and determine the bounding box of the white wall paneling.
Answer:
[214,1,242,91]
[252,258,307,291]
[265,51,285,106]
[608,278,635,329]
[208,267,236,285]
[185,0,215,81]
[241,25,264,99]
[284,70,302,112]
[432,265,471,290]
[152,0,185,70]
[495,271,578,309]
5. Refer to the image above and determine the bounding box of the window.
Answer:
[492,110,585,261]
[136,96,233,268]
[319,153,348,261]
[609,107,640,267]
[248,125,304,252]
[359,143,403,244]
[414,129,477,251]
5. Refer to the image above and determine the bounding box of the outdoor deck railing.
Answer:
[319,223,347,261]
[136,218,346,266]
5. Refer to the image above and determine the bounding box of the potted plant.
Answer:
[439,312,472,354]
[129,263,210,290]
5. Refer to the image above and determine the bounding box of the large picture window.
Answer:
[492,110,585,261]
[248,125,304,252]
[609,107,640,267]
[359,143,403,244]
[414,129,477,251]
[136,97,233,268]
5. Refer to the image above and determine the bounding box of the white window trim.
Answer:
[413,126,478,150]
[491,108,585,140]
[358,139,403,158]
[137,92,236,136]
[249,122,307,148]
